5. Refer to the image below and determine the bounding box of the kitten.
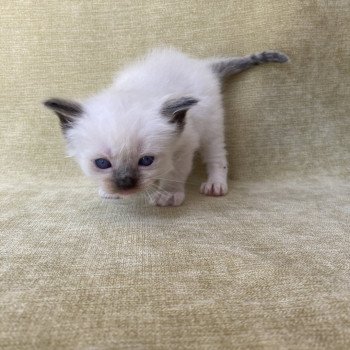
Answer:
[44,48,288,206]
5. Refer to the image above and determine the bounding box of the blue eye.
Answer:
[95,158,112,169]
[138,156,154,167]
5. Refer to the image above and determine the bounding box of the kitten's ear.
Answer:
[161,97,199,130]
[43,98,83,131]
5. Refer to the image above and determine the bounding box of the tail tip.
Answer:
[277,52,290,63]
[260,51,290,63]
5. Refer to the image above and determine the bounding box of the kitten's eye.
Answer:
[95,158,112,169]
[138,156,154,167]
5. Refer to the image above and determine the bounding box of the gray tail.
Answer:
[211,51,289,80]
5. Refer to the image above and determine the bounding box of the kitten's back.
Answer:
[113,48,219,100]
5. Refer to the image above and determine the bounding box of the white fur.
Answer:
[66,48,228,206]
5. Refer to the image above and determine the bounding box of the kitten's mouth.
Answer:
[114,181,156,197]
[103,179,155,198]
[115,188,140,197]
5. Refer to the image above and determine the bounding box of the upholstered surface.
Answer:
[0,1,349,349]
[0,176,349,349]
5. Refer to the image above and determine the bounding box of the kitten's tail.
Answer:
[210,51,289,80]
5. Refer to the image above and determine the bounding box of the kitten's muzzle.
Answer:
[114,167,138,191]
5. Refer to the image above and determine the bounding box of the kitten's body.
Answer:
[45,48,288,206]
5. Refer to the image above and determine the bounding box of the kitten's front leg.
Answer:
[150,149,194,207]
[200,161,228,196]
[200,135,228,196]
[150,188,185,207]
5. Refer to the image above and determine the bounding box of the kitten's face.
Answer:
[70,118,177,197]
[44,95,197,197]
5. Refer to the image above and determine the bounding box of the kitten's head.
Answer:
[44,93,198,197]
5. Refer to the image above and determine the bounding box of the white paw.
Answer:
[150,191,185,207]
[200,181,228,196]
[98,188,121,199]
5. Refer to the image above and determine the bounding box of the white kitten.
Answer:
[44,48,288,206]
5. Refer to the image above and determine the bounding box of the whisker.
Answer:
[144,188,153,204]
[142,168,174,180]
[151,184,172,196]
[146,185,160,204]
[152,177,198,186]
[148,183,164,195]
[153,178,186,184]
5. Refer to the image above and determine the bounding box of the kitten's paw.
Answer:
[99,188,121,199]
[200,181,228,196]
[150,191,185,207]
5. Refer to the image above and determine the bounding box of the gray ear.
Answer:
[43,98,83,131]
[161,97,199,130]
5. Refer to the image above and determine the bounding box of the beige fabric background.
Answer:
[0,1,349,349]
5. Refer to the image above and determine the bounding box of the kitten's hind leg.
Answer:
[199,121,228,196]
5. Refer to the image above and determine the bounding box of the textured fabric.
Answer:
[0,1,349,349]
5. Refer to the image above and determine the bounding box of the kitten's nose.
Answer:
[115,176,137,190]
